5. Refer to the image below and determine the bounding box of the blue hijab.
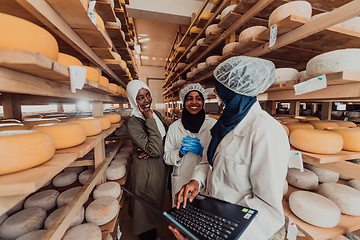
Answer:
[207,80,257,166]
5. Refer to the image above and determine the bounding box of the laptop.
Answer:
[122,187,258,240]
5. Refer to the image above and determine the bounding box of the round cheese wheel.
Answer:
[206,55,220,65]
[277,117,299,123]
[53,171,78,187]
[308,121,338,130]
[0,123,30,132]
[0,130,55,175]
[62,223,102,240]
[286,168,318,190]
[33,122,86,149]
[0,13,59,61]
[99,76,109,87]
[64,166,87,174]
[347,179,360,191]
[84,66,100,83]
[0,207,46,240]
[283,122,314,133]
[104,113,121,123]
[295,116,320,122]
[79,169,94,185]
[339,174,352,180]
[290,129,343,154]
[186,52,192,60]
[115,151,130,159]
[120,146,133,154]
[6,199,25,216]
[289,191,341,228]
[24,189,59,211]
[175,47,186,53]
[197,62,208,70]
[93,182,121,199]
[274,68,300,84]
[196,38,205,46]
[318,182,360,216]
[307,49,360,77]
[326,127,360,151]
[187,71,194,79]
[222,42,238,55]
[338,17,360,33]
[239,26,267,44]
[111,158,128,167]
[0,119,21,124]
[190,46,198,53]
[57,186,86,208]
[23,118,61,128]
[282,124,290,136]
[0,214,8,226]
[111,51,121,62]
[22,114,43,119]
[85,196,119,225]
[58,53,83,67]
[94,12,105,31]
[304,163,339,183]
[329,121,357,128]
[71,118,102,136]
[205,24,223,36]
[96,117,111,130]
[106,164,126,180]
[190,26,202,34]
[120,60,127,69]
[15,229,47,240]
[44,206,84,230]
[108,83,119,93]
[299,70,307,78]
[192,68,201,75]
[175,63,187,71]
[268,1,312,27]
[199,12,212,20]
[221,5,237,20]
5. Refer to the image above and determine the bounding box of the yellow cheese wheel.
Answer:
[104,113,121,123]
[0,119,21,124]
[213,0,219,4]
[96,117,111,130]
[84,66,100,83]
[284,122,314,133]
[57,53,83,67]
[295,116,320,122]
[118,87,124,94]
[199,12,213,20]
[33,122,87,149]
[111,51,121,62]
[0,130,55,175]
[309,121,339,130]
[326,127,360,151]
[108,83,119,93]
[328,121,357,128]
[0,123,30,132]
[99,76,109,87]
[282,124,289,136]
[290,129,343,154]
[94,12,105,31]
[120,60,127,69]
[277,117,300,123]
[22,114,43,119]
[0,13,59,61]
[190,26,202,34]
[22,118,61,128]
[176,47,186,53]
[70,117,102,136]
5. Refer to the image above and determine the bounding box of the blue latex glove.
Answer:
[182,141,204,156]
[180,144,189,155]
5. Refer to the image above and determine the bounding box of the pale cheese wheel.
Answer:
[239,26,267,44]
[206,55,220,65]
[308,121,338,130]
[111,158,128,167]
[57,53,83,67]
[104,113,121,123]
[290,129,343,154]
[53,171,78,187]
[44,206,84,230]
[79,169,94,185]
[64,166,87,174]
[0,123,30,132]
[338,17,360,33]
[33,122,86,149]
[299,70,307,78]
[6,199,25,216]
[0,207,46,240]
[0,214,8,226]
[61,223,102,240]
[15,229,47,240]
[22,118,61,128]
[268,1,312,27]
[106,164,126,180]
[199,12,212,20]
[120,146,134,154]
[71,118,102,136]
[283,122,314,133]
[0,130,55,175]
[222,42,238,55]
[186,52,192,60]
[108,83,119,93]
[286,168,318,190]
[187,71,194,79]
[190,46,198,53]
[289,191,341,228]
[93,182,121,199]
[175,63,187,71]
[196,38,205,46]
[318,182,360,216]
[84,66,100,83]
[0,119,21,124]
[274,68,300,84]
[330,121,357,128]
[115,151,130,159]
[57,186,85,208]
[190,26,202,35]
[326,127,360,151]
[340,174,352,180]
[192,68,201,75]
[0,13,59,61]
[282,124,290,136]
[96,117,111,130]
[197,62,208,70]
[205,24,223,36]
[24,189,59,211]
[347,179,360,191]
[304,163,339,183]
[221,5,237,20]
[295,116,320,122]
[85,196,119,226]
[99,76,109,87]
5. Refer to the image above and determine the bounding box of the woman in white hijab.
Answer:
[126,80,169,240]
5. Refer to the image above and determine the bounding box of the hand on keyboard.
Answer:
[174,180,199,209]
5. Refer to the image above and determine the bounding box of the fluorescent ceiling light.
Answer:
[141,56,149,59]
[135,44,141,54]
[138,38,150,43]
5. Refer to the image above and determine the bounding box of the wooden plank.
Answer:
[218,12,243,29]
[105,24,127,48]
[74,28,112,48]
[301,71,360,85]
[2,93,22,120]
[0,194,27,216]
[232,37,264,54]
[92,48,116,60]
[68,160,94,167]
[95,0,117,23]
[0,153,77,196]
[203,32,222,44]
[83,80,115,95]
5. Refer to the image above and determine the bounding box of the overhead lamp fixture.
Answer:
[135,43,141,54]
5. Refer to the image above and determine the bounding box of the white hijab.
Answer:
[126,80,166,138]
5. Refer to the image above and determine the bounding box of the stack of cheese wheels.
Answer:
[79,169,94,185]
[239,26,267,44]
[57,53,83,67]
[295,116,320,122]
[0,123,30,131]
[0,119,21,124]
[0,207,47,239]
[104,113,121,123]
[44,206,84,230]
[84,66,100,83]
[33,122,87,149]
[96,116,112,130]
[326,127,360,151]
[99,76,109,87]
[62,223,102,240]
[53,171,78,187]
[283,122,314,133]
[22,118,61,128]
[304,163,339,183]
[190,26,202,35]
[24,189,59,211]
[308,120,338,130]
[0,130,55,175]
[108,83,119,93]
[222,42,239,55]
[112,157,128,167]
[0,13,59,61]
[206,55,220,65]
[268,1,312,27]
[16,229,47,240]
[93,182,121,199]
[106,164,126,180]
[221,5,237,19]
[57,186,88,208]
[64,166,87,174]
[205,24,224,36]
[274,68,300,84]
[286,168,319,190]
[85,196,120,225]
[199,12,212,20]
[22,114,43,119]
[70,117,102,136]
[290,129,343,154]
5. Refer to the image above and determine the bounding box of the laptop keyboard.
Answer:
[169,204,239,240]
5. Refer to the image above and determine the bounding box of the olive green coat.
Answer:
[126,110,169,235]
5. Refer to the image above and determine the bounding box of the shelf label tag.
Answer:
[88,1,97,26]
[289,150,303,172]
[287,218,298,240]
[69,65,87,93]
[269,24,277,48]
[117,224,122,240]
[294,74,327,95]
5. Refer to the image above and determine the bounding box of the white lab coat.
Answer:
[192,101,289,240]
[164,116,217,204]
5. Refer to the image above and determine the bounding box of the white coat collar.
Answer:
[178,116,211,136]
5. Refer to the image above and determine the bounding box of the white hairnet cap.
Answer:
[179,83,207,103]
[213,56,275,96]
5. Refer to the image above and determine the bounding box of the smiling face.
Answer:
[136,88,152,110]
[185,91,203,115]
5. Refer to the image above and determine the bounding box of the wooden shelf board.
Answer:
[0,153,77,197]
[198,43,211,52]
[68,159,94,167]
[96,0,117,23]
[211,0,224,13]
[84,80,114,95]
[203,32,222,44]
[93,47,115,59]
[105,24,127,48]
[218,12,243,29]
[74,27,112,48]
[114,9,129,33]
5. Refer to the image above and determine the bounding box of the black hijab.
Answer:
[181,91,205,133]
